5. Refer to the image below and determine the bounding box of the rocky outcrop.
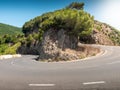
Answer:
[38,29,78,60]
[18,29,81,60]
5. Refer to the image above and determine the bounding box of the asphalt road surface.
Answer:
[0,45,120,90]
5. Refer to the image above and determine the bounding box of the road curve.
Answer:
[0,45,120,90]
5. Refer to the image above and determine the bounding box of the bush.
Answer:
[0,44,9,55]
[4,42,21,54]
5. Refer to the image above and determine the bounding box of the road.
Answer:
[0,45,120,90]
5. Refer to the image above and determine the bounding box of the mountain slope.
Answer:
[0,23,22,35]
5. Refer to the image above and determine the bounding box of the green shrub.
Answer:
[0,44,9,55]
[4,42,21,54]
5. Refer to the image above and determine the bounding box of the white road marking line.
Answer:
[29,84,55,87]
[107,61,120,65]
[83,81,105,85]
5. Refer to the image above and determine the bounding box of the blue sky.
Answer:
[0,0,120,30]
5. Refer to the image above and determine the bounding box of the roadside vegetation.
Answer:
[0,34,24,55]
[0,23,23,55]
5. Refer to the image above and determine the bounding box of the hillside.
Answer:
[0,23,22,35]
[94,21,120,45]
[80,20,120,45]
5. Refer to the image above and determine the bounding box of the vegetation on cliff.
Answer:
[22,2,94,45]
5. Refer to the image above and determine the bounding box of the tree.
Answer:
[66,2,84,10]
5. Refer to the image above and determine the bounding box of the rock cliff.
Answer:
[38,29,78,60]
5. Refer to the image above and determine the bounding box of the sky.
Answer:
[0,0,120,30]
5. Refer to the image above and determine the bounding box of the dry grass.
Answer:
[41,44,101,62]
[76,45,100,58]
[62,44,100,60]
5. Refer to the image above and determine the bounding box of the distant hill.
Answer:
[0,23,22,35]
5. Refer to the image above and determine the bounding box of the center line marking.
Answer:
[29,84,55,87]
[83,81,105,85]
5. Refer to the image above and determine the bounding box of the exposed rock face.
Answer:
[38,29,78,60]
[91,30,114,45]
[36,29,100,61]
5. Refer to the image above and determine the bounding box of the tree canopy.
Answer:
[23,2,94,39]
[66,2,84,10]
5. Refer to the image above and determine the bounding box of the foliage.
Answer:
[0,44,9,55]
[4,42,21,54]
[0,34,24,55]
[22,3,94,42]
[0,42,21,55]
[38,28,44,41]
[66,2,84,10]
[0,34,23,44]
[109,30,120,45]
[0,23,24,55]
